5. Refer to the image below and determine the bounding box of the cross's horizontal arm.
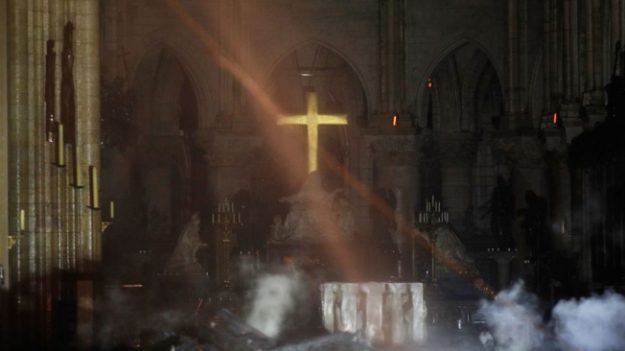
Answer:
[317,114,348,125]
[277,115,308,126]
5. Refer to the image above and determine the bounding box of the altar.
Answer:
[321,282,427,346]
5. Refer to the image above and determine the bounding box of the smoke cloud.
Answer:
[245,269,305,339]
[477,281,625,351]
[478,281,545,351]
[552,291,625,351]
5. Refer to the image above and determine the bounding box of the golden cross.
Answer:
[277,92,347,173]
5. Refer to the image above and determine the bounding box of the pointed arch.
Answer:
[264,39,371,118]
[127,28,216,128]
[414,39,504,133]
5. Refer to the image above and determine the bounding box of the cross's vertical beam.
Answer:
[277,91,347,174]
[306,92,319,173]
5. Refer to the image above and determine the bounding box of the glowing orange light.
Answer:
[553,112,558,125]
[427,78,433,89]
[392,115,398,127]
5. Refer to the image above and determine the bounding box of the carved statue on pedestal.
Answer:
[165,213,205,274]
[270,172,356,242]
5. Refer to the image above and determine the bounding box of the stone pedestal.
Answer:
[491,251,516,290]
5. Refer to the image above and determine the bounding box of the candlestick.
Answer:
[89,165,99,209]
[56,123,65,166]
[19,209,25,231]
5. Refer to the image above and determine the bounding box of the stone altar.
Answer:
[320,282,427,346]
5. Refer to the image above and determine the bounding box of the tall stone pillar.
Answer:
[583,0,605,123]
[5,0,101,347]
[439,136,477,233]
[0,0,10,346]
[216,0,247,129]
[73,1,101,347]
[208,133,262,200]
[7,0,31,341]
[377,0,407,125]
[495,136,547,280]
[370,133,420,278]
[505,0,522,128]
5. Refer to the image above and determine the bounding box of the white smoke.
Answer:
[553,291,625,351]
[477,281,625,351]
[478,281,545,351]
[246,270,304,338]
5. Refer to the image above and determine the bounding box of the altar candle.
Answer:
[89,166,99,209]
[109,201,115,219]
[57,123,65,166]
[19,209,25,231]
[73,145,82,187]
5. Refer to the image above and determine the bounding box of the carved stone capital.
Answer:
[491,135,546,168]
[436,135,479,167]
[209,134,262,167]
[367,134,422,167]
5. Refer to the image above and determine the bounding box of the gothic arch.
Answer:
[415,40,504,133]
[261,40,367,190]
[462,50,504,131]
[128,30,215,128]
[125,43,209,243]
[264,39,371,119]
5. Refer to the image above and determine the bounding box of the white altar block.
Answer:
[320,282,427,346]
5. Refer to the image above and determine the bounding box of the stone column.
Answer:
[216,0,246,127]
[543,0,553,113]
[561,0,583,142]
[0,0,9,346]
[495,136,547,280]
[439,136,477,232]
[371,133,420,278]
[505,0,521,127]
[7,0,30,340]
[73,0,101,347]
[581,1,606,125]
[611,0,622,52]
[377,0,406,124]
[208,133,262,200]
[74,0,101,271]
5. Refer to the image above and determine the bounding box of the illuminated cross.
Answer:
[277,91,347,173]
